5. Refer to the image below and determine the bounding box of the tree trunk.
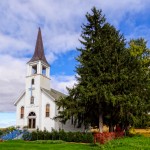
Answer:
[99,114,103,133]
[124,124,130,135]
[109,123,114,132]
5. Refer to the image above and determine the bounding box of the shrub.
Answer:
[83,133,94,143]
[43,131,52,140]
[31,131,38,141]
[23,130,94,143]
[51,129,59,140]
[94,132,124,144]
[22,131,32,141]
[60,131,94,143]
[58,130,67,141]
[0,130,3,136]
[66,132,75,142]
[38,131,45,140]
[74,132,82,142]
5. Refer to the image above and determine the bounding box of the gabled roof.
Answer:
[28,28,50,66]
[14,88,66,106]
[42,88,66,100]
[14,91,25,106]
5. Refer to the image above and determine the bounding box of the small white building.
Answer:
[14,28,83,132]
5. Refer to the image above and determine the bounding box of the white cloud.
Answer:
[126,25,150,44]
[51,75,77,94]
[0,0,150,113]
[0,55,26,112]
[46,53,57,64]
[0,33,31,56]
[0,0,149,56]
[95,0,150,27]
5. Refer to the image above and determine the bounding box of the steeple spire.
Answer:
[28,28,49,66]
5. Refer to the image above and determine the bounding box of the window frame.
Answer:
[20,106,24,119]
[31,79,34,85]
[30,96,34,104]
[45,104,50,117]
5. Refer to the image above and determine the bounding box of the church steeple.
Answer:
[28,28,49,66]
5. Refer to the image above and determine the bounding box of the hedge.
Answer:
[22,129,93,143]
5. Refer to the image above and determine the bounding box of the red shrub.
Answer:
[94,131,124,144]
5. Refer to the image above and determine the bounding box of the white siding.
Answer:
[41,92,56,131]
[16,95,25,129]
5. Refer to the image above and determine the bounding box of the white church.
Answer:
[14,28,83,132]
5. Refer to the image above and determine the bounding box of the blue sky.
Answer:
[1,0,150,128]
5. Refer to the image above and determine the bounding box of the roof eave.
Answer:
[14,91,25,106]
[41,88,56,101]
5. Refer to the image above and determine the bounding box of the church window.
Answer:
[31,79,34,85]
[30,96,34,104]
[32,65,37,74]
[46,104,50,117]
[29,112,36,116]
[20,106,24,119]
[42,66,46,76]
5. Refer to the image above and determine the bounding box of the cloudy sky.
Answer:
[0,0,150,127]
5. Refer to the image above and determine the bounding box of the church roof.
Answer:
[14,91,25,106]
[28,28,50,66]
[42,88,66,100]
[14,88,66,106]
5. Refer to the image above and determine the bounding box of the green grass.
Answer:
[0,136,149,150]
[100,136,150,150]
[0,140,97,150]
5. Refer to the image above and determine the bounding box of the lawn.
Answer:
[0,140,96,150]
[101,136,150,150]
[0,136,149,150]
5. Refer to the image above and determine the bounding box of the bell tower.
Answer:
[26,27,50,89]
[25,28,50,106]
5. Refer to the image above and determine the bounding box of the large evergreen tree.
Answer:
[55,8,150,132]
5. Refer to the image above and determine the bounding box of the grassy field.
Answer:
[135,129,150,137]
[101,136,150,150]
[0,136,149,150]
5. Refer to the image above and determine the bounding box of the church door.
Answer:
[28,118,36,128]
[28,112,36,129]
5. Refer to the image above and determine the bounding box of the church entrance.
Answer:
[28,118,36,128]
[28,112,36,129]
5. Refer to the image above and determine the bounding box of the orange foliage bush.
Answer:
[94,132,124,144]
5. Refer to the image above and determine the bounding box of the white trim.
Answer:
[14,91,25,106]
[27,60,50,67]
[26,74,50,80]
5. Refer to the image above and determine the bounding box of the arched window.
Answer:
[31,79,34,85]
[32,65,37,74]
[20,106,24,119]
[45,104,50,117]
[30,96,34,104]
[29,112,36,116]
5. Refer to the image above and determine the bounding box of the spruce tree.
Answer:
[55,8,150,132]
[56,7,127,132]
